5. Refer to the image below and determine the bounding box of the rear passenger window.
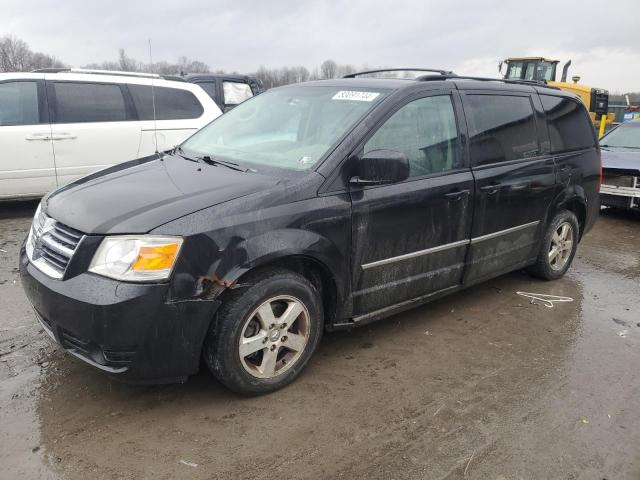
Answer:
[364,95,460,178]
[465,94,539,166]
[53,82,127,123]
[540,95,595,152]
[129,85,204,120]
[0,81,40,126]
[223,82,253,106]
[195,82,218,102]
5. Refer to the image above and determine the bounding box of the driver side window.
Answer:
[364,95,460,178]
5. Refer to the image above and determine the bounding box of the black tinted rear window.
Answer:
[53,82,127,123]
[194,81,218,101]
[540,95,595,153]
[129,85,204,120]
[465,94,539,166]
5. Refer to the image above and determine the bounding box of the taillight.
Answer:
[598,149,603,192]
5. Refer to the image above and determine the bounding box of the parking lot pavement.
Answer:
[0,202,638,480]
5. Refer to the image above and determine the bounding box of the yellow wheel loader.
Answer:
[500,57,613,137]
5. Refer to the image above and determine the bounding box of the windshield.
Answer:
[600,122,640,149]
[182,86,387,172]
[506,61,523,79]
[530,61,556,82]
[508,61,556,82]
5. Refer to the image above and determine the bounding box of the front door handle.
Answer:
[26,134,51,141]
[444,189,470,201]
[480,183,501,195]
[51,133,77,141]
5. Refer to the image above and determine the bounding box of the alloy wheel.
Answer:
[238,295,310,379]
[548,222,574,271]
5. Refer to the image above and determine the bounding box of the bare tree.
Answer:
[291,66,310,83]
[309,67,320,81]
[29,52,65,70]
[0,36,31,71]
[187,60,209,74]
[337,64,356,77]
[118,48,138,71]
[254,65,280,89]
[2,36,451,95]
[320,59,338,79]
[255,62,360,88]
[83,48,210,76]
[0,35,64,72]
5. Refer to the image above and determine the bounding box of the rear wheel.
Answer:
[203,268,323,395]
[528,210,579,280]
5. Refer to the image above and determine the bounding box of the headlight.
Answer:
[25,202,43,259]
[88,236,183,282]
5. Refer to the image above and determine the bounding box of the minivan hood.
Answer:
[45,154,277,234]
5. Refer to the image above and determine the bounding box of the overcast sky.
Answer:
[2,0,639,92]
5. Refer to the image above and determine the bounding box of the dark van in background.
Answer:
[184,73,264,112]
[20,70,600,395]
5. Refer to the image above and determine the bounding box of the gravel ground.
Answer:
[1,201,639,480]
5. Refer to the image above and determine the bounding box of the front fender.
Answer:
[215,228,347,290]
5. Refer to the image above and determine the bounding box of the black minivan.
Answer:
[20,70,600,395]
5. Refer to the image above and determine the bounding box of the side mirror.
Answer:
[350,149,410,186]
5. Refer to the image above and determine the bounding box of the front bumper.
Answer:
[19,246,220,383]
[600,184,640,209]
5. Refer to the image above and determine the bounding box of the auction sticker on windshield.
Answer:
[332,91,380,102]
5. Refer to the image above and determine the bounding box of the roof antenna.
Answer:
[148,39,159,157]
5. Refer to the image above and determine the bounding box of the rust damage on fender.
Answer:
[195,274,249,300]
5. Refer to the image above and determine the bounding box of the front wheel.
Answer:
[203,268,323,395]
[528,210,579,280]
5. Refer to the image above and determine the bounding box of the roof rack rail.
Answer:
[31,68,165,80]
[343,68,456,78]
[158,74,186,82]
[31,68,70,73]
[415,74,560,90]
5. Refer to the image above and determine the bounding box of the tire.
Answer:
[203,268,323,395]
[528,210,579,280]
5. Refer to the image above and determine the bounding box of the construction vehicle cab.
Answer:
[501,57,612,136]
[501,57,560,83]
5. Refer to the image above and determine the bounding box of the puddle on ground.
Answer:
[1,204,639,479]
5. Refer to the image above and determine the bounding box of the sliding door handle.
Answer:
[480,184,500,194]
[509,182,530,191]
[444,189,470,201]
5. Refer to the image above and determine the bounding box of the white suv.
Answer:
[0,69,222,200]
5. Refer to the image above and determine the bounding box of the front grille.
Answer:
[603,173,636,188]
[27,208,84,279]
[60,328,137,366]
[102,349,137,365]
[60,329,92,357]
[601,193,633,209]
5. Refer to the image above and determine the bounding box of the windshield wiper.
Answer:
[173,145,199,163]
[197,155,253,173]
[173,147,253,172]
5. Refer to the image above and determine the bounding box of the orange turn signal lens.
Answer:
[131,243,180,271]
